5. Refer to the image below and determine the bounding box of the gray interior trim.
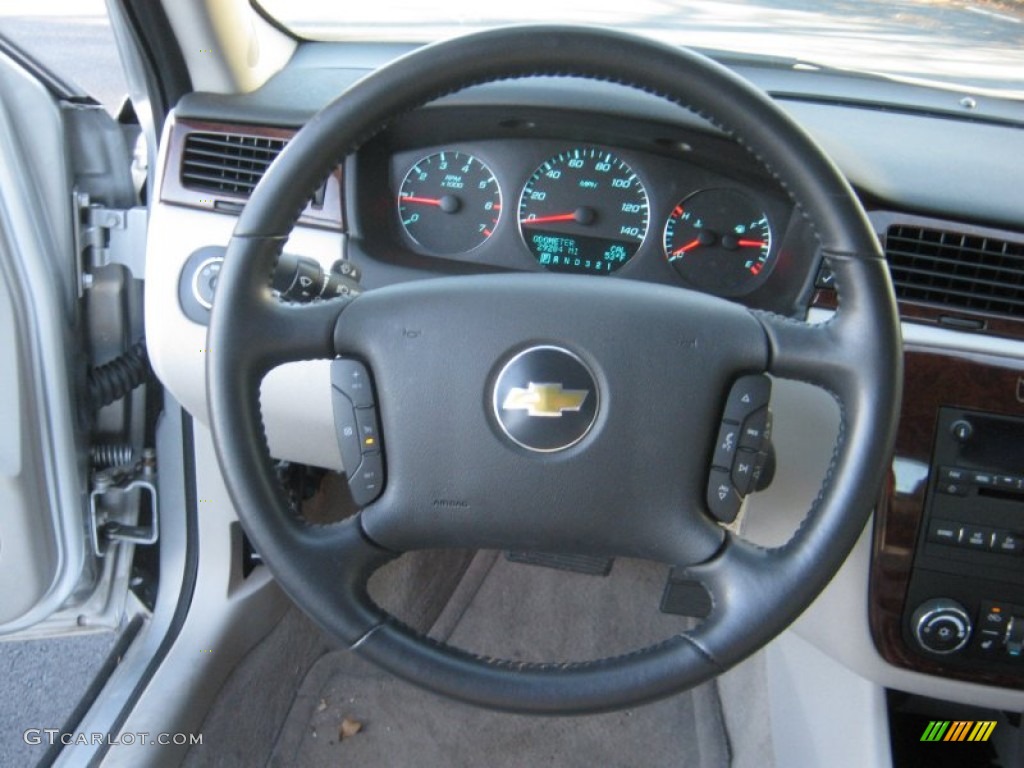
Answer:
[0,48,87,634]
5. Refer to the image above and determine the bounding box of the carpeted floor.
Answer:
[266,554,730,768]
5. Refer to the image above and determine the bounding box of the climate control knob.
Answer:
[912,598,972,655]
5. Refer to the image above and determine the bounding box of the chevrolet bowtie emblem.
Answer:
[502,382,589,418]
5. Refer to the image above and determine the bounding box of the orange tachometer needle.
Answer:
[737,239,766,248]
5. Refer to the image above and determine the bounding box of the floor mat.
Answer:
[0,629,121,767]
[270,556,730,767]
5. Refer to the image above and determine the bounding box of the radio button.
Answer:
[972,472,995,487]
[960,526,995,550]
[928,520,959,545]
[940,466,969,483]
[994,531,1024,556]
[996,475,1022,491]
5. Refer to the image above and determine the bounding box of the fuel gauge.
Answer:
[664,189,773,296]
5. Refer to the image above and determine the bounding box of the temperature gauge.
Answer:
[663,189,773,296]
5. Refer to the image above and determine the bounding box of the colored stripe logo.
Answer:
[920,721,996,742]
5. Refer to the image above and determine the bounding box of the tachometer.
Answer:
[663,188,773,296]
[519,148,648,275]
[398,151,501,254]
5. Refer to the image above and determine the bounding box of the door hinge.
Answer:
[89,448,159,557]
[74,191,147,293]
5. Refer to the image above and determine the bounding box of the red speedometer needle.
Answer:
[671,239,702,256]
[737,239,766,247]
[520,213,578,225]
[400,195,443,206]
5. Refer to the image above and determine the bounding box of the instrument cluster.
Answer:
[390,141,793,299]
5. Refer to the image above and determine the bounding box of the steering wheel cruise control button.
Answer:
[332,391,362,474]
[332,359,376,409]
[331,360,386,505]
[349,452,384,507]
[355,408,381,453]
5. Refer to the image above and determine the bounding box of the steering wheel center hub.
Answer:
[492,345,599,453]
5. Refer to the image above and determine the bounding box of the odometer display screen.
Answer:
[518,147,649,275]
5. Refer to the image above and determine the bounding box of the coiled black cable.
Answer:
[88,340,150,410]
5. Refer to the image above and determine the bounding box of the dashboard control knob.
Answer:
[191,255,222,310]
[912,598,972,655]
[950,419,974,443]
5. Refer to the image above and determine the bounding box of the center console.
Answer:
[870,348,1024,686]
[905,407,1024,666]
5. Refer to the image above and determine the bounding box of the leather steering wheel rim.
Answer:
[207,25,902,714]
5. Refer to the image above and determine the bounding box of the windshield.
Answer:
[255,0,1024,98]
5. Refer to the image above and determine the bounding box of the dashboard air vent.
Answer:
[885,224,1024,319]
[180,131,287,197]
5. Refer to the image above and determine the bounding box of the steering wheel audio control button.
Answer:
[731,448,758,496]
[712,422,741,469]
[723,374,771,423]
[709,376,775,517]
[707,468,742,524]
[739,407,771,449]
[751,447,776,492]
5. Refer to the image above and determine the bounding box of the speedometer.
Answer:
[518,148,648,275]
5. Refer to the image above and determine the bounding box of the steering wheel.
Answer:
[207,26,901,714]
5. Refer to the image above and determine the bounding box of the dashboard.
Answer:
[145,39,1024,721]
